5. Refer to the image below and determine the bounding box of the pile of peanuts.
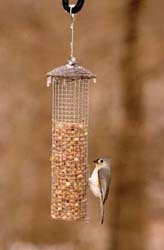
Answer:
[51,122,88,220]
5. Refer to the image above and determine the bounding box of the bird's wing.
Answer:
[98,167,111,204]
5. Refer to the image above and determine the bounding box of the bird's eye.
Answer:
[100,159,103,163]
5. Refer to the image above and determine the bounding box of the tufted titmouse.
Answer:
[89,158,111,224]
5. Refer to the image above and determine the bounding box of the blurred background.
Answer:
[0,0,164,250]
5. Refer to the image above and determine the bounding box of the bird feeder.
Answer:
[47,0,96,221]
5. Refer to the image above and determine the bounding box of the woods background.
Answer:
[0,0,164,250]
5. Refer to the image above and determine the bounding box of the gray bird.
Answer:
[89,158,111,224]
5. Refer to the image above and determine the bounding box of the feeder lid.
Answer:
[47,60,96,86]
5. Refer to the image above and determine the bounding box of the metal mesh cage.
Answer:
[47,63,95,221]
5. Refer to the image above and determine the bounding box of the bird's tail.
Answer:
[100,198,104,224]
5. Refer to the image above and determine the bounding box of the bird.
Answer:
[89,158,111,224]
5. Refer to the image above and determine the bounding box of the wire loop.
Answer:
[62,0,85,14]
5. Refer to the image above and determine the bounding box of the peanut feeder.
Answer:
[47,0,96,221]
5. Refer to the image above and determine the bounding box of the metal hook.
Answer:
[62,0,85,14]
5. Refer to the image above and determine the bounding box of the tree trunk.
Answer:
[110,1,147,250]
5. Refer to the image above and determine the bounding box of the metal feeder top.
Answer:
[47,61,96,82]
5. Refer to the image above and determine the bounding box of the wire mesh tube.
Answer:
[47,63,95,221]
[51,79,89,220]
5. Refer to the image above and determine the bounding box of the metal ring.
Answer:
[62,0,85,14]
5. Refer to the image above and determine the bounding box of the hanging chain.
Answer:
[62,0,85,65]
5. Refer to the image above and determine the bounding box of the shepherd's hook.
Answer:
[62,0,85,14]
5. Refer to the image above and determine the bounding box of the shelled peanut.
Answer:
[51,122,88,220]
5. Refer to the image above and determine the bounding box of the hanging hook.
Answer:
[62,0,85,14]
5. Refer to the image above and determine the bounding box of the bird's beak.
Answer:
[93,159,98,163]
